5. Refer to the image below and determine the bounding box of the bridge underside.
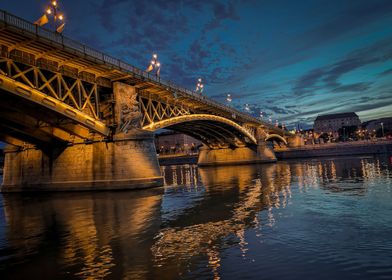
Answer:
[0,88,88,149]
[168,120,250,149]
[157,118,257,149]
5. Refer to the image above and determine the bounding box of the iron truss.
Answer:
[0,56,101,120]
[0,47,268,148]
[138,92,192,129]
[0,48,111,142]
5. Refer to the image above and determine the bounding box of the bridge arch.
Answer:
[143,114,257,148]
[265,134,287,145]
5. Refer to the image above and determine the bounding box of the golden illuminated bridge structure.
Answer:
[0,10,292,191]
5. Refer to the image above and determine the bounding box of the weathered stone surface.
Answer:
[198,143,276,166]
[1,132,163,192]
[288,135,304,147]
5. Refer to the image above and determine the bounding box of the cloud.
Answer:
[331,82,372,93]
[293,37,392,95]
[379,68,392,76]
[204,0,240,31]
[293,68,325,95]
[292,0,392,52]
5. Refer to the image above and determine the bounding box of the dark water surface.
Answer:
[1,155,392,279]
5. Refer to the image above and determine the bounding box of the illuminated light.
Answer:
[151,60,155,65]
[153,53,157,59]
[58,14,64,20]
[156,62,161,67]
[46,8,52,14]
[52,1,57,6]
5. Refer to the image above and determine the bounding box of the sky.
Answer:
[2,0,392,128]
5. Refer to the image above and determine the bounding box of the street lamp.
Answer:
[196,78,204,94]
[34,0,65,32]
[45,1,65,32]
[146,53,161,77]
[244,103,250,112]
[381,122,384,137]
[226,93,232,106]
[259,111,263,120]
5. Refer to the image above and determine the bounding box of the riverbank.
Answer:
[275,139,392,159]
[158,140,392,164]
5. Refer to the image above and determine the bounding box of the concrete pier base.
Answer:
[197,143,276,166]
[1,131,163,192]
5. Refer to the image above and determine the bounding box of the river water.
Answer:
[1,155,392,279]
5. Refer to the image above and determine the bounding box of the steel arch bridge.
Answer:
[0,10,288,150]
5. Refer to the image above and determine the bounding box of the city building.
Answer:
[313,112,361,134]
[155,131,202,154]
[362,117,392,136]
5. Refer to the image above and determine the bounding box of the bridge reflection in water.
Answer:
[1,155,392,279]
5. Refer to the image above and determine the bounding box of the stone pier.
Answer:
[1,82,163,192]
[1,131,163,191]
[198,142,276,166]
[197,127,277,166]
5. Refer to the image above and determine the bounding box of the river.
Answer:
[1,155,392,279]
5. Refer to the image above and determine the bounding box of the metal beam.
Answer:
[0,74,109,136]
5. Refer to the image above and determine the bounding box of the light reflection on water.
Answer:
[0,155,392,279]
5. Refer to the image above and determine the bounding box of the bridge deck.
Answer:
[0,9,288,135]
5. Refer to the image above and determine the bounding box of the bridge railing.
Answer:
[0,9,274,128]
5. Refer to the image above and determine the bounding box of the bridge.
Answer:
[0,10,292,191]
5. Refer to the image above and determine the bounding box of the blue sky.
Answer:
[2,0,392,128]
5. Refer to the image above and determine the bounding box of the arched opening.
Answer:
[145,114,257,149]
[265,134,287,150]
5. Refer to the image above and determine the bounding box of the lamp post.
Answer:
[259,111,263,120]
[146,53,161,78]
[226,93,232,107]
[381,122,384,138]
[244,103,250,113]
[45,1,64,31]
[196,78,204,95]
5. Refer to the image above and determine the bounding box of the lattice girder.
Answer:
[138,95,191,128]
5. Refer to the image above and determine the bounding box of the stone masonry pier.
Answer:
[2,131,163,191]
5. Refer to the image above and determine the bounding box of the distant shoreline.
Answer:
[158,140,392,165]
[275,140,392,159]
